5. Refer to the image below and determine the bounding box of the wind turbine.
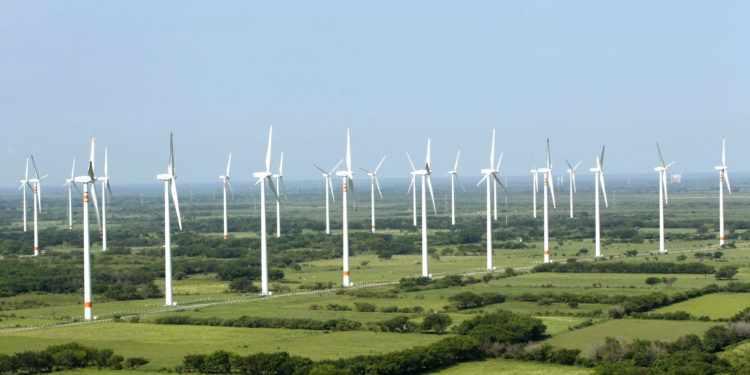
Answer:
[19,159,29,232]
[99,149,113,251]
[220,153,234,239]
[537,139,556,263]
[565,159,581,218]
[654,143,675,254]
[253,126,281,295]
[63,159,79,229]
[360,156,386,233]
[478,130,509,271]
[73,139,101,320]
[715,136,731,247]
[313,160,343,234]
[156,133,182,305]
[589,147,608,258]
[446,151,465,225]
[407,140,437,276]
[273,152,289,237]
[530,157,539,218]
[335,129,357,286]
[28,156,48,256]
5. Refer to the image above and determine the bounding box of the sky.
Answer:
[1,1,749,187]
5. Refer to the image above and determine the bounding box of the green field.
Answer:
[652,293,750,319]
[545,319,719,352]
[427,358,593,374]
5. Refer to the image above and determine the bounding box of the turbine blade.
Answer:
[546,139,551,169]
[329,159,344,175]
[454,150,460,172]
[71,159,76,180]
[656,142,665,168]
[279,152,284,175]
[600,171,608,208]
[493,172,509,196]
[725,170,732,194]
[360,168,373,174]
[25,158,29,180]
[662,171,669,204]
[168,134,174,175]
[104,148,108,177]
[455,173,466,192]
[406,151,416,171]
[666,161,675,169]
[73,181,82,196]
[600,146,605,168]
[549,172,556,208]
[477,174,489,187]
[425,139,431,167]
[107,181,113,199]
[31,155,40,179]
[348,177,357,211]
[90,138,96,171]
[170,178,182,230]
[490,129,496,169]
[225,178,235,200]
[574,161,581,171]
[265,126,273,173]
[267,176,281,204]
[722,136,726,166]
[90,183,102,230]
[36,182,42,212]
[375,176,383,199]
[279,177,288,200]
[495,152,504,172]
[427,175,436,214]
[572,173,577,193]
[313,164,327,174]
[407,175,415,195]
[565,159,573,170]
[345,129,352,172]
[375,155,386,174]
[328,176,336,202]
[227,153,232,176]
[532,155,537,170]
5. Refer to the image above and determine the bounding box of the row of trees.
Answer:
[0,342,147,374]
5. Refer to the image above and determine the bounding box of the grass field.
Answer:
[426,358,593,374]
[652,293,750,319]
[545,319,718,352]
[0,322,444,370]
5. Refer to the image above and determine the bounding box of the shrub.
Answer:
[354,302,377,312]
[715,266,738,280]
[421,313,453,334]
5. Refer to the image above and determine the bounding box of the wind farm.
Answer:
[2,2,750,374]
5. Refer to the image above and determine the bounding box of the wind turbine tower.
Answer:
[220,153,234,239]
[63,160,78,229]
[565,160,581,218]
[156,133,182,305]
[360,156,386,233]
[537,140,556,263]
[335,130,357,286]
[715,136,731,246]
[273,152,288,237]
[654,143,675,254]
[28,156,48,256]
[99,149,113,251]
[530,157,539,218]
[73,139,101,320]
[19,159,29,232]
[446,151,465,225]
[478,130,509,270]
[313,160,343,234]
[253,127,281,295]
[589,147,608,258]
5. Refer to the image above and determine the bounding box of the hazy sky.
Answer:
[2,1,748,187]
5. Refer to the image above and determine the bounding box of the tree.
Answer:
[713,251,724,259]
[716,266,738,280]
[625,250,639,257]
[662,276,677,288]
[360,261,369,268]
[229,278,260,294]
[676,254,687,261]
[645,277,662,287]
[421,313,453,334]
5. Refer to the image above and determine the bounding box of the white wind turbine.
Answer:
[28,156,48,256]
[407,140,436,277]
[478,130,509,271]
[156,133,182,305]
[99,149,113,251]
[565,159,581,218]
[537,139,556,263]
[715,136,731,247]
[313,160,343,234]
[654,143,674,254]
[63,159,79,230]
[446,151,465,225]
[588,146,608,258]
[360,156,386,233]
[220,153,234,240]
[19,159,29,232]
[253,126,281,295]
[335,129,357,286]
[273,152,289,238]
[73,139,101,320]
[530,157,539,218]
